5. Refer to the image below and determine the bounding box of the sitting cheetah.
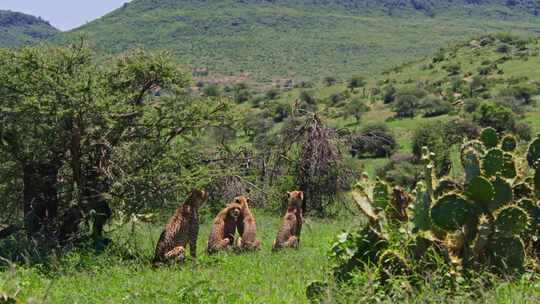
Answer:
[234,196,261,252]
[152,189,208,265]
[207,201,243,254]
[273,191,304,251]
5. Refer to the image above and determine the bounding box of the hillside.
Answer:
[0,10,58,47]
[60,0,540,82]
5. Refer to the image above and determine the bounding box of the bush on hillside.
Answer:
[420,97,453,117]
[376,153,422,188]
[411,121,452,176]
[473,101,516,132]
[349,123,397,158]
[393,94,419,118]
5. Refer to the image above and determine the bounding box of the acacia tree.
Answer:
[0,41,227,246]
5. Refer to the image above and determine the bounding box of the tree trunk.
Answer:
[23,161,60,238]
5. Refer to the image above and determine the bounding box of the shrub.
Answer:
[463,98,481,113]
[265,88,280,100]
[299,90,317,105]
[202,83,221,97]
[323,76,337,86]
[347,76,366,91]
[382,84,397,104]
[411,121,452,176]
[393,94,419,118]
[473,102,516,132]
[445,63,461,76]
[345,97,370,124]
[420,97,453,117]
[329,93,345,105]
[376,153,422,188]
[349,123,397,158]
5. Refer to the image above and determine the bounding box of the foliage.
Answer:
[349,123,397,159]
[52,1,540,81]
[0,42,228,253]
[411,121,452,176]
[316,129,540,299]
[393,94,420,118]
[0,10,58,47]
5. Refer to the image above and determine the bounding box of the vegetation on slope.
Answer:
[60,0,540,81]
[0,10,58,47]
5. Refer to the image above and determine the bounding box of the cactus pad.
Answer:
[482,149,516,178]
[501,135,517,152]
[527,135,540,169]
[378,250,410,282]
[494,206,529,236]
[513,182,533,200]
[517,199,540,234]
[373,180,389,210]
[491,177,513,211]
[434,179,460,198]
[461,148,481,184]
[535,166,540,198]
[411,181,431,232]
[431,194,476,231]
[467,176,494,211]
[480,127,499,149]
[486,235,525,275]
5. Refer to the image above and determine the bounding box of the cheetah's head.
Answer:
[227,203,242,221]
[189,189,209,208]
[233,196,251,210]
[286,191,304,208]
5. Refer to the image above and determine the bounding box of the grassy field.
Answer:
[4,210,540,303]
[0,212,356,303]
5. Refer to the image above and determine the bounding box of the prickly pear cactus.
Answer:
[494,206,529,236]
[486,235,525,275]
[461,147,481,184]
[373,179,390,210]
[411,181,431,232]
[501,134,517,152]
[491,177,513,210]
[467,176,494,211]
[535,166,540,198]
[431,194,476,231]
[527,135,540,169]
[378,250,410,283]
[482,149,516,179]
[480,127,499,149]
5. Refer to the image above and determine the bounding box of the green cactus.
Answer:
[466,176,494,211]
[482,149,516,179]
[527,135,540,169]
[411,181,432,232]
[518,199,540,234]
[513,182,533,200]
[492,177,514,211]
[373,179,390,210]
[501,134,517,152]
[480,127,499,149]
[486,235,525,275]
[431,194,476,231]
[461,147,481,184]
[472,215,493,260]
[434,179,460,198]
[494,206,529,236]
[352,185,379,224]
[535,166,540,198]
[378,250,410,283]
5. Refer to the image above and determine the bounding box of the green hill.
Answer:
[60,0,540,82]
[0,10,58,47]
